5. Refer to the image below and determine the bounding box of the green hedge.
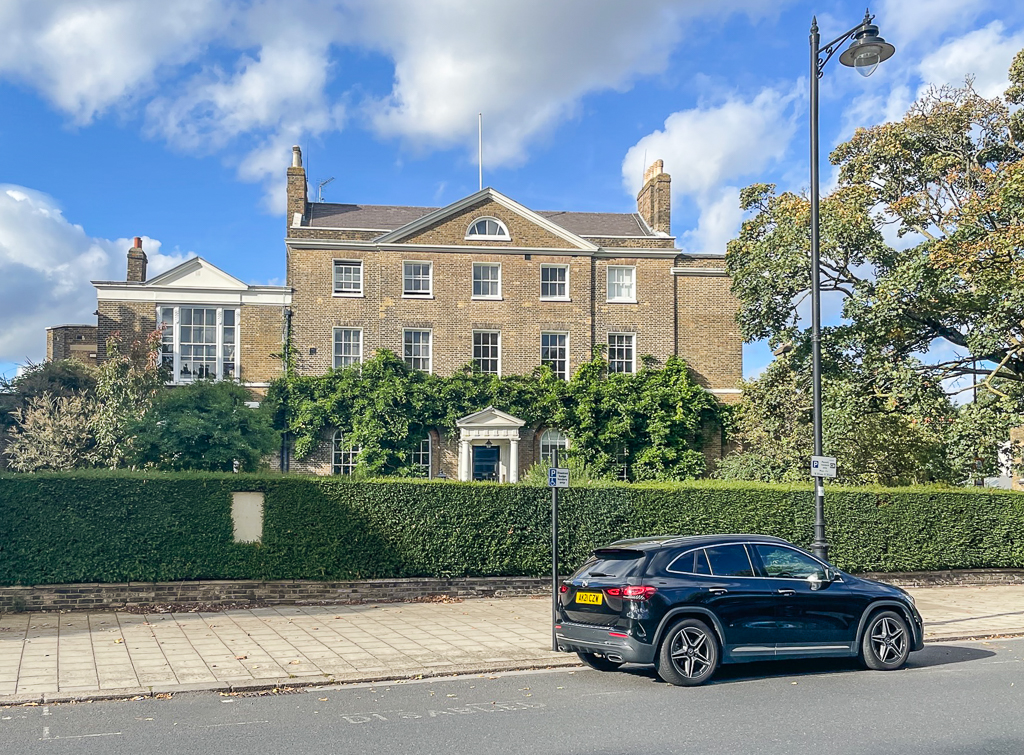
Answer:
[1,472,1022,585]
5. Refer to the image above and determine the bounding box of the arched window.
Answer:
[412,434,431,478]
[540,429,569,466]
[465,217,510,241]
[333,430,360,476]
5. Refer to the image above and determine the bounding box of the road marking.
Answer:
[40,730,121,741]
[42,707,49,716]
[199,721,269,729]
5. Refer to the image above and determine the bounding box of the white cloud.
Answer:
[918,21,1024,98]
[877,0,991,49]
[0,185,190,364]
[0,0,226,124]
[622,87,799,253]
[0,0,783,211]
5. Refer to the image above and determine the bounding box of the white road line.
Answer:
[40,730,122,741]
[199,721,270,728]
[42,707,49,716]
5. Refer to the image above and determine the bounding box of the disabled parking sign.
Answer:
[547,467,570,488]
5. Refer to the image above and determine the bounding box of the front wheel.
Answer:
[655,618,719,687]
[577,652,624,672]
[861,610,911,670]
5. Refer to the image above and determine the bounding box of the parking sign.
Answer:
[547,467,570,488]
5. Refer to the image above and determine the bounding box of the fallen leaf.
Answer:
[235,655,248,660]
[289,660,301,665]
[114,638,124,644]
[319,697,329,702]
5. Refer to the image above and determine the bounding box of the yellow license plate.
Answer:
[575,591,603,606]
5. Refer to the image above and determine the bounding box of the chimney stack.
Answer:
[636,159,671,236]
[127,237,147,282]
[287,144,308,232]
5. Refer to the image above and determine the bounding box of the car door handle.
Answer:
[707,587,728,595]
[776,589,796,596]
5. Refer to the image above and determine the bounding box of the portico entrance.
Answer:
[455,406,526,483]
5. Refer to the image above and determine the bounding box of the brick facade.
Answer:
[284,149,743,479]
[45,325,98,366]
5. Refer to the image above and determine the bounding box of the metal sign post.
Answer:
[547,450,570,652]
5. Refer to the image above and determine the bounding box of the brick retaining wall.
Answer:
[2,569,1022,613]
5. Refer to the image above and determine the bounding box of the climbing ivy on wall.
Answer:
[265,350,724,481]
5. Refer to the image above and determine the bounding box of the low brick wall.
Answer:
[0,577,553,613]
[2,569,1023,613]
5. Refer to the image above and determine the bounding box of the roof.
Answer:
[307,201,657,237]
[607,534,790,550]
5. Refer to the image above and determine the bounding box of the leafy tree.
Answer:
[4,393,100,471]
[0,359,97,467]
[724,53,1024,479]
[130,381,279,472]
[93,330,166,468]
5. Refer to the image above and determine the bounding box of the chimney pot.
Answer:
[133,236,142,249]
[292,145,302,168]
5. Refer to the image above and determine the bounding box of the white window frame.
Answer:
[333,327,363,369]
[332,259,364,297]
[472,330,501,376]
[607,332,636,374]
[157,305,240,385]
[412,435,432,478]
[333,430,360,476]
[465,216,511,241]
[403,261,433,298]
[541,331,569,380]
[403,328,433,372]
[539,429,569,467]
[606,265,637,303]
[471,262,502,300]
[540,264,569,301]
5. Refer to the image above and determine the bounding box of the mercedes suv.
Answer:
[555,534,924,686]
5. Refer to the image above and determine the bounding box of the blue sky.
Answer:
[1,0,1022,381]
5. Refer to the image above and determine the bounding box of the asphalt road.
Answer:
[2,638,1022,755]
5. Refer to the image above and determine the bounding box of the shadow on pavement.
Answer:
[616,643,996,686]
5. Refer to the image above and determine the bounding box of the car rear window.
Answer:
[705,544,754,577]
[575,549,644,580]
[669,548,712,575]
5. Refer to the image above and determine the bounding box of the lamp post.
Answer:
[808,10,894,560]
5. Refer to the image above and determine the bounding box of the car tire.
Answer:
[861,610,911,671]
[576,652,624,672]
[655,618,720,687]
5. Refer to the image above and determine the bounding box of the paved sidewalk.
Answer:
[2,585,1023,704]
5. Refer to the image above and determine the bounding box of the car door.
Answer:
[696,544,777,660]
[749,543,858,655]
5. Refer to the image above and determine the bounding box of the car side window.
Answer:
[704,544,754,577]
[694,548,711,575]
[667,548,713,575]
[753,544,826,580]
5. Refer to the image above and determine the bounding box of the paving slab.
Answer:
[0,584,1022,703]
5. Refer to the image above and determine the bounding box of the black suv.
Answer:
[555,534,924,686]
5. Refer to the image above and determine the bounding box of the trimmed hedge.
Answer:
[1,472,1022,586]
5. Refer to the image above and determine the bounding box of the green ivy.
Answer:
[267,350,723,481]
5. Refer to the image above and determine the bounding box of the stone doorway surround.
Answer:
[455,406,526,482]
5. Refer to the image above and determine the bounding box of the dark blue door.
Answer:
[472,446,500,481]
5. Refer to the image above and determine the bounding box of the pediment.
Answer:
[377,188,597,251]
[144,257,249,290]
[456,406,527,429]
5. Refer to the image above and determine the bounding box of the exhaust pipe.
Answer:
[605,653,624,663]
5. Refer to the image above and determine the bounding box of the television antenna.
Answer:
[316,177,335,203]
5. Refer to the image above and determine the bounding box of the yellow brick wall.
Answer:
[239,306,286,384]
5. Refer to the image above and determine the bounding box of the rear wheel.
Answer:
[861,610,910,671]
[576,652,624,672]
[655,618,719,687]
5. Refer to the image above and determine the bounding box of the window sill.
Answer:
[402,294,435,300]
[471,296,503,302]
[540,297,571,302]
[606,299,638,304]
[333,292,364,298]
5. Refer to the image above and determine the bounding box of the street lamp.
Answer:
[808,10,894,560]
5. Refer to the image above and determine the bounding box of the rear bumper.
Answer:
[554,621,656,664]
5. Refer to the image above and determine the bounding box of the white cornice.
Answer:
[285,237,682,259]
[671,267,728,277]
[94,283,291,306]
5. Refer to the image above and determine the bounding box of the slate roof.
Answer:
[306,202,657,237]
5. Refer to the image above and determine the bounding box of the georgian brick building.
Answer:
[283,146,742,480]
[69,148,743,481]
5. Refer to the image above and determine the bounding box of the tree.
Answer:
[724,53,1024,478]
[93,330,166,468]
[130,381,279,472]
[4,393,100,472]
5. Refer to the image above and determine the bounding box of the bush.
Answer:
[0,472,1021,586]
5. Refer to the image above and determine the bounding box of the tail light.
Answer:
[559,584,568,593]
[622,585,657,601]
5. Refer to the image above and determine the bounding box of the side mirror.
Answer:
[808,569,832,590]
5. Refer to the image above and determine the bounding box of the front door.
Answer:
[472,445,500,481]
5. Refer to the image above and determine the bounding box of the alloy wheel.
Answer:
[870,616,907,664]
[669,626,713,679]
